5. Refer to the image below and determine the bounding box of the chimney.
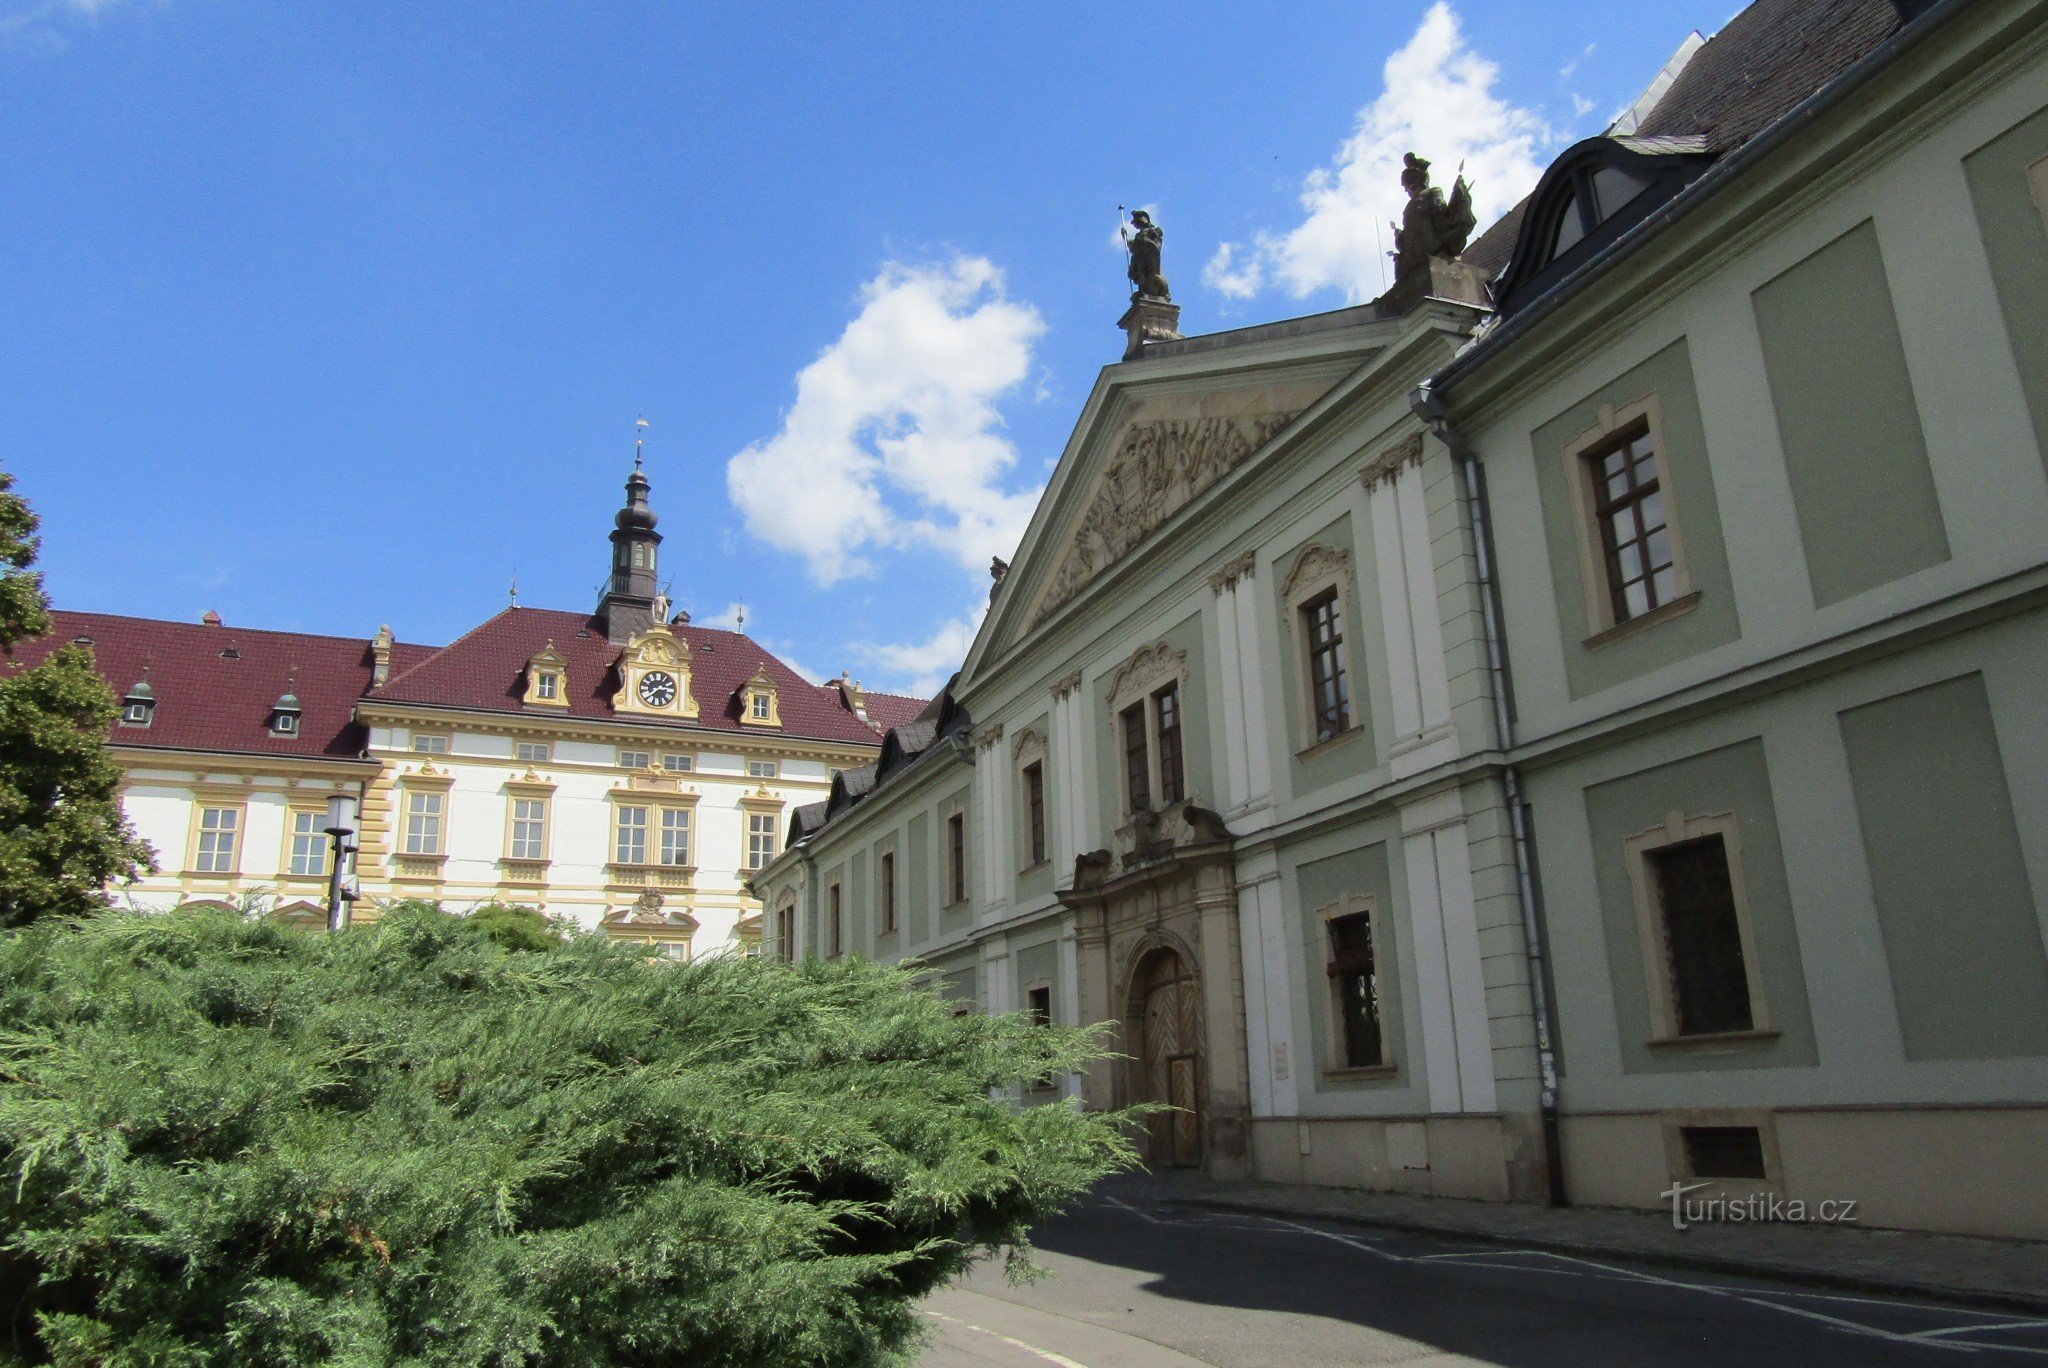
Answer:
[835,671,869,722]
[201,610,222,626]
[371,624,394,687]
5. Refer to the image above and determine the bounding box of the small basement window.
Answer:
[1681,1126,1768,1181]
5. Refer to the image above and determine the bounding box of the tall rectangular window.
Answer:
[1153,683,1184,805]
[1650,834,1753,1036]
[535,673,558,700]
[1023,762,1046,866]
[510,798,548,860]
[289,810,328,878]
[403,792,443,856]
[776,902,795,962]
[879,850,897,933]
[751,693,771,720]
[1302,588,1351,742]
[1326,910,1385,1068]
[660,808,691,867]
[196,806,240,873]
[614,805,649,865]
[829,883,843,958]
[1026,984,1052,1027]
[1586,422,1676,623]
[746,813,776,870]
[1121,703,1151,814]
[947,812,966,904]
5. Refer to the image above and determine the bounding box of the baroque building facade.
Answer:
[755,0,2048,1239]
[29,467,921,956]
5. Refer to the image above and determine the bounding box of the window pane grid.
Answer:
[289,810,327,877]
[614,806,649,865]
[1588,426,1675,622]
[1303,590,1350,741]
[1154,684,1184,806]
[745,813,774,870]
[660,808,691,866]
[511,798,547,860]
[1121,703,1150,813]
[403,793,442,856]
[196,807,239,873]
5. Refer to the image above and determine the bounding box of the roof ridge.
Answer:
[376,606,540,694]
[51,609,423,652]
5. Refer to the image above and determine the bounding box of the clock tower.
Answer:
[600,457,663,644]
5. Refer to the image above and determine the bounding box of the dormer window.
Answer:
[739,664,781,728]
[523,641,570,709]
[270,692,302,737]
[120,681,155,728]
[1488,135,1711,319]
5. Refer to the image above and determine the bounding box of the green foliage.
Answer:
[0,904,1134,1364]
[0,465,152,928]
[459,901,567,953]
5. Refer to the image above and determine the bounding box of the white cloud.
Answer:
[726,256,1046,586]
[694,601,748,631]
[1202,242,1264,300]
[858,604,984,698]
[1205,2,1554,304]
[2,0,135,39]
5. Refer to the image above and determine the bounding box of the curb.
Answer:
[1161,1196,2048,1319]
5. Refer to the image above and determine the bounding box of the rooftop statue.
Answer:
[1123,208,1171,301]
[1390,152,1477,283]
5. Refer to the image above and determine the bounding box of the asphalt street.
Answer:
[918,1181,2048,1366]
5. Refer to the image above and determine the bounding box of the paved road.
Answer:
[918,1183,2048,1366]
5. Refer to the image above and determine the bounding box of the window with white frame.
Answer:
[662,753,694,773]
[515,741,551,764]
[1563,396,1695,638]
[403,791,445,856]
[750,693,771,721]
[411,733,450,754]
[288,810,328,878]
[747,759,778,779]
[195,806,240,873]
[618,749,651,770]
[535,672,559,700]
[660,808,691,867]
[509,798,548,861]
[614,805,649,865]
[747,812,777,870]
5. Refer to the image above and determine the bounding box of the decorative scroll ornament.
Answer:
[1281,543,1354,602]
[1034,410,1302,626]
[1360,433,1425,490]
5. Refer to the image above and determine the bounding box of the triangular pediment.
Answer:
[991,368,1350,657]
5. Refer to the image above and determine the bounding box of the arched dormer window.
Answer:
[269,691,302,737]
[121,679,156,728]
[1489,135,1712,318]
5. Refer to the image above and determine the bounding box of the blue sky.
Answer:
[2,0,1729,694]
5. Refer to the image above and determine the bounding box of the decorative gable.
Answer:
[612,625,699,721]
[523,641,570,709]
[740,664,781,728]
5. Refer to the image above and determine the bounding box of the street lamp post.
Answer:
[324,794,360,933]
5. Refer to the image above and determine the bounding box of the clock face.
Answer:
[637,671,678,707]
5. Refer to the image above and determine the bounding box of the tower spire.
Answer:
[598,423,664,644]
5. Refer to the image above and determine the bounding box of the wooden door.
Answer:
[1135,949,1202,1168]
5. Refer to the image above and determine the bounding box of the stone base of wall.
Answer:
[1248,1115,1514,1202]
[1558,1106,2048,1241]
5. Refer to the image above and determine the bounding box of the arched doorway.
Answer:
[1131,947,1202,1168]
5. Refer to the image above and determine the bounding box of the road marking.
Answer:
[1087,1196,2048,1357]
[925,1308,1096,1368]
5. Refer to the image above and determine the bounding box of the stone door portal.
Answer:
[1134,947,1202,1167]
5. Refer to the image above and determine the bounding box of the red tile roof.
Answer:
[371,606,912,746]
[11,611,430,761]
[861,690,930,734]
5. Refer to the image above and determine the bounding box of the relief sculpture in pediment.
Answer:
[1034,409,1301,626]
